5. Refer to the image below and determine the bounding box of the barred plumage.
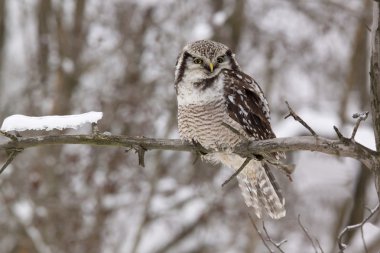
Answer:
[175,40,286,219]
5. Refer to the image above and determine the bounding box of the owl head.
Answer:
[174,40,240,89]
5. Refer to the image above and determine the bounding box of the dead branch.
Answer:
[248,214,275,253]
[337,204,380,252]
[249,217,287,253]
[262,221,287,253]
[284,101,317,136]
[0,130,18,141]
[338,170,380,253]
[297,215,321,253]
[0,134,379,172]
[221,157,251,187]
[351,112,369,140]
[0,103,379,253]
[1,101,378,175]
[0,149,22,174]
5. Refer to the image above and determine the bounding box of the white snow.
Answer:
[1,111,103,132]
[13,200,33,225]
[212,11,227,26]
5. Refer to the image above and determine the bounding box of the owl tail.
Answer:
[237,161,286,219]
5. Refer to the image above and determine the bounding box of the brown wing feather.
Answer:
[222,69,275,140]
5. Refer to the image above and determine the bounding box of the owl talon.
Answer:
[191,139,208,155]
[253,154,264,161]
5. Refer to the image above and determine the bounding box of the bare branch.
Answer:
[136,145,147,167]
[360,226,368,253]
[284,101,317,136]
[0,134,378,172]
[222,157,251,187]
[248,214,274,253]
[0,130,18,141]
[337,204,380,252]
[351,111,369,140]
[155,207,213,253]
[222,122,247,139]
[298,215,320,253]
[262,221,287,253]
[316,239,324,253]
[264,156,295,181]
[375,172,380,203]
[0,149,22,175]
[333,126,348,143]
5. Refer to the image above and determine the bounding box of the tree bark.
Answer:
[371,2,380,151]
[1,134,379,172]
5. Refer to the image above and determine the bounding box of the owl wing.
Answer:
[222,69,275,140]
[221,69,285,219]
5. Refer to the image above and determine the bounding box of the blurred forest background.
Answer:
[0,0,379,252]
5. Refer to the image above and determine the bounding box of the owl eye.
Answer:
[193,58,203,64]
[217,56,225,63]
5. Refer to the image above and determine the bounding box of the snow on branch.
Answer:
[0,107,379,171]
[0,111,103,132]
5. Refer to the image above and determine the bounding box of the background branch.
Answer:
[371,2,380,151]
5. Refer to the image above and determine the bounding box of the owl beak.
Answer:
[209,62,214,73]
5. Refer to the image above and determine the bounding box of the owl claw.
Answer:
[253,154,264,161]
[191,139,208,155]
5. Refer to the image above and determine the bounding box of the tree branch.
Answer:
[285,101,317,136]
[337,204,380,252]
[298,215,322,253]
[221,157,251,187]
[248,214,275,253]
[0,134,379,171]
[351,112,369,140]
[0,150,21,174]
[262,221,287,253]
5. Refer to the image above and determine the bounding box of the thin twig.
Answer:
[0,150,22,175]
[316,239,324,253]
[192,152,201,165]
[351,112,369,140]
[248,214,274,253]
[333,126,350,145]
[375,172,380,203]
[135,145,147,167]
[222,122,246,138]
[91,122,100,135]
[338,203,380,252]
[284,101,317,136]
[265,157,295,181]
[333,126,344,140]
[298,215,319,253]
[360,225,368,253]
[262,221,286,253]
[0,130,18,141]
[221,157,251,187]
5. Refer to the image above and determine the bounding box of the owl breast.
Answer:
[176,70,248,150]
[178,100,245,150]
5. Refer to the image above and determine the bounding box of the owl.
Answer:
[174,40,285,219]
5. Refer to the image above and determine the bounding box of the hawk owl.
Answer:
[174,40,285,219]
